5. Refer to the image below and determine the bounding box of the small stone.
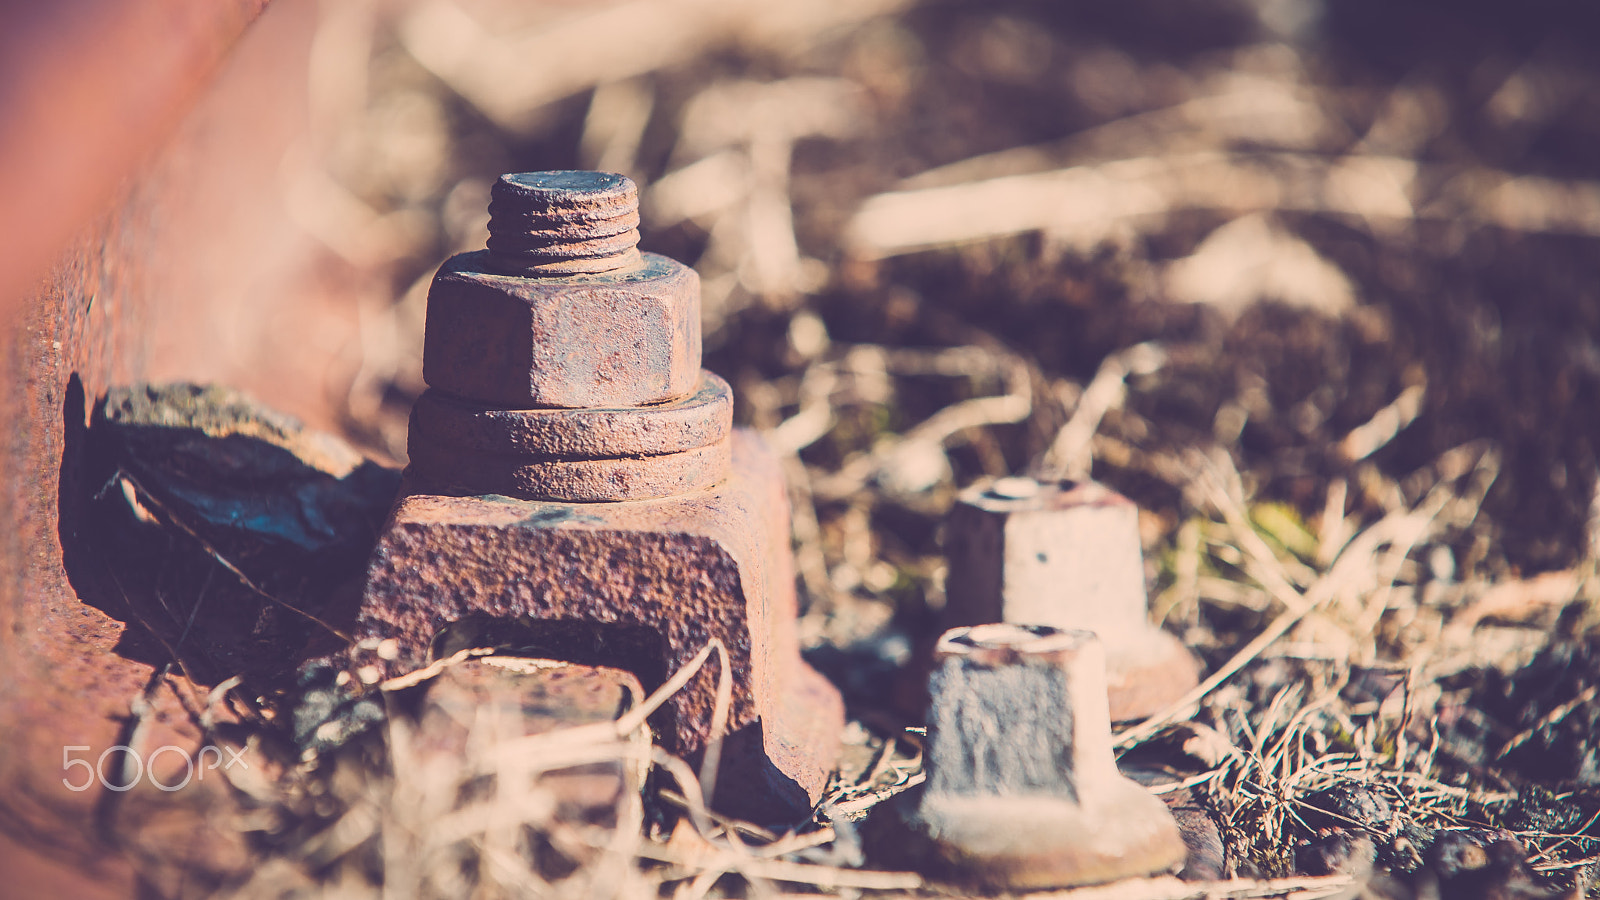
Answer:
[987,476,1042,500]
[1296,829,1375,877]
[1301,782,1393,833]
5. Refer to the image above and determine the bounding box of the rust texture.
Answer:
[407,435,732,503]
[944,477,1201,721]
[423,255,700,411]
[407,370,734,502]
[0,2,376,896]
[359,173,844,821]
[486,171,642,275]
[359,432,842,820]
[410,371,732,460]
[0,0,271,323]
[868,625,1187,890]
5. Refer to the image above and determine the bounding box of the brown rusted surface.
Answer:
[402,660,648,823]
[0,0,270,324]
[486,171,642,275]
[410,371,732,460]
[944,477,1201,721]
[0,2,399,893]
[868,625,1187,890]
[1104,629,1206,724]
[423,251,701,409]
[407,433,732,502]
[356,430,843,821]
[378,167,841,822]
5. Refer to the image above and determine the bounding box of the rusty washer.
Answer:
[406,371,734,502]
[410,372,732,461]
[405,436,732,503]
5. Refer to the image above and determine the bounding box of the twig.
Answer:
[698,640,735,810]
[1116,475,1450,750]
[811,354,1031,500]
[1338,382,1426,462]
[1036,342,1166,481]
[1494,685,1599,759]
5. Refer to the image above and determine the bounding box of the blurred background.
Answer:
[257,0,1600,629]
[7,0,1600,892]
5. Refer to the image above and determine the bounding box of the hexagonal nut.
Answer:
[423,250,700,408]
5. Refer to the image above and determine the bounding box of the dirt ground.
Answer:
[85,0,1600,896]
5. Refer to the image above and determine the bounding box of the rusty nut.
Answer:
[422,250,701,409]
[873,624,1187,890]
[944,477,1200,721]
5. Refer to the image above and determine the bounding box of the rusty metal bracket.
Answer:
[347,171,843,823]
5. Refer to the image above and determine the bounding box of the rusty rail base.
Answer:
[352,429,843,824]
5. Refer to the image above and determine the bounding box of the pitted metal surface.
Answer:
[869,625,1187,889]
[406,434,732,502]
[486,171,642,275]
[944,477,1201,722]
[422,250,700,409]
[409,371,732,460]
[355,170,844,822]
[358,431,842,820]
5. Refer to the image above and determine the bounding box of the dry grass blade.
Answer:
[1116,450,1457,750]
[1036,342,1167,481]
[846,151,1600,259]
[697,639,735,810]
[401,0,912,131]
[858,873,1355,900]
[811,350,1031,500]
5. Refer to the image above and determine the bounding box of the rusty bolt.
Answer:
[408,171,729,501]
[943,478,1200,721]
[486,171,641,275]
[422,172,701,409]
[873,624,1187,889]
[349,171,844,822]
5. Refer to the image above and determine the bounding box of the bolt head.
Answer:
[423,251,700,408]
[869,624,1188,889]
[943,479,1202,720]
[946,479,1148,640]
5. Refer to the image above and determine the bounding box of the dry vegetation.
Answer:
[186,0,1600,896]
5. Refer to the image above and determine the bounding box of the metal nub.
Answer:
[486,171,642,275]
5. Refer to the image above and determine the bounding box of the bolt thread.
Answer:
[486,171,641,275]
